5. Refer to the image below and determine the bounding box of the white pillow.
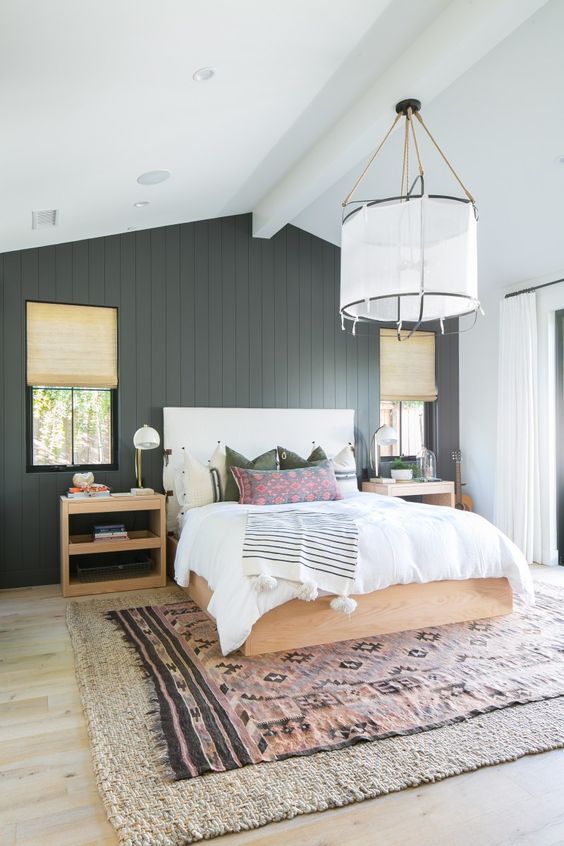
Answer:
[332,444,358,495]
[209,443,228,500]
[181,446,222,509]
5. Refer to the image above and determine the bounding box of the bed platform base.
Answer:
[185,569,513,657]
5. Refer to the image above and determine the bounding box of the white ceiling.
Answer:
[0,0,439,252]
[1,0,562,293]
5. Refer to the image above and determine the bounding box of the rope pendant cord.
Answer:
[413,111,475,204]
[400,108,411,198]
[342,104,475,208]
[342,113,401,207]
[410,115,424,178]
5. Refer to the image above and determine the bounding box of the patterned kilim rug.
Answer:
[67,584,564,846]
[107,589,564,781]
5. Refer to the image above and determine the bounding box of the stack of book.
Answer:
[67,484,111,499]
[93,523,128,542]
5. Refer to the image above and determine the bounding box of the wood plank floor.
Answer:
[1,566,564,846]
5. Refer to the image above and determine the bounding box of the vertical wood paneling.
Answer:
[207,219,223,407]
[135,231,152,436]
[261,239,275,408]
[2,252,23,580]
[322,241,336,408]
[0,255,5,575]
[273,229,287,407]
[119,233,137,490]
[149,229,166,482]
[0,212,459,587]
[36,247,59,578]
[220,218,236,407]
[72,241,89,302]
[194,221,209,406]
[286,226,300,407]
[436,322,460,479]
[235,216,250,407]
[298,230,312,409]
[19,250,40,576]
[310,238,324,409]
[88,239,105,305]
[179,224,195,407]
[248,231,262,408]
[55,243,73,302]
[165,227,181,408]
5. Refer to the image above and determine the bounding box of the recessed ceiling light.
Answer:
[133,201,150,208]
[137,170,171,185]
[193,67,215,82]
[556,155,564,166]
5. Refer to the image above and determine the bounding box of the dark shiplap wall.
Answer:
[0,213,458,588]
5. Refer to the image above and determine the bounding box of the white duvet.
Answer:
[174,492,534,655]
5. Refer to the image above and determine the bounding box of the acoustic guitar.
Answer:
[451,449,473,512]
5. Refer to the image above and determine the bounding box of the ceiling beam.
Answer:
[252,0,548,239]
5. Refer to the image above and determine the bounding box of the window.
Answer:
[31,387,114,467]
[26,302,118,471]
[379,328,437,458]
[379,400,425,457]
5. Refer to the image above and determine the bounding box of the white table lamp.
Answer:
[132,424,160,494]
[370,424,398,479]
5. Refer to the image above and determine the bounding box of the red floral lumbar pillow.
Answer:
[231,461,342,506]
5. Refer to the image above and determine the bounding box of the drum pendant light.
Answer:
[340,98,480,337]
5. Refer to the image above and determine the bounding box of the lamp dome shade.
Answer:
[340,196,478,324]
[375,425,398,446]
[133,425,160,450]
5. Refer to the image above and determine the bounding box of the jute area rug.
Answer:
[67,584,564,846]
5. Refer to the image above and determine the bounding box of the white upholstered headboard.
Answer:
[163,407,355,530]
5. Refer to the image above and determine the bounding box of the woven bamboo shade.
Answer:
[27,302,118,388]
[380,328,436,401]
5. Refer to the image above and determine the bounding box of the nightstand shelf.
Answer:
[68,529,161,555]
[60,494,167,597]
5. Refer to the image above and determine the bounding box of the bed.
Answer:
[163,408,534,656]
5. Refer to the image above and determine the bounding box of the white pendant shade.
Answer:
[341,195,478,325]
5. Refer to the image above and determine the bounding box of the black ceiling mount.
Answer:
[395,98,422,115]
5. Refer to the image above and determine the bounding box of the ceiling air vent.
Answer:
[32,208,59,229]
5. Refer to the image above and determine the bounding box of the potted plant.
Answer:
[390,457,413,481]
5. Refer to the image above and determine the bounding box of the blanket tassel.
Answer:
[295,581,319,602]
[252,574,278,592]
[330,595,357,614]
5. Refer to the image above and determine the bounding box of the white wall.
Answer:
[460,269,564,564]
[459,287,501,521]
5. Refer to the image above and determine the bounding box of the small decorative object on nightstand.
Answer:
[132,424,160,495]
[60,492,167,597]
[72,471,94,488]
[417,446,438,480]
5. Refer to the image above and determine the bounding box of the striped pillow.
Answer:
[332,444,358,495]
[231,462,342,506]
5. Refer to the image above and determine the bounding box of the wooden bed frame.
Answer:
[167,536,513,656]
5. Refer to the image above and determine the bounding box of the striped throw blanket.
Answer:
[242,510,359,612]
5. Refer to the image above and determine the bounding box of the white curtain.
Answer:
[494,293,541,563]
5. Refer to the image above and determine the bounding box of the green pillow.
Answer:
[278,445,328,470]
[224,447,278,501]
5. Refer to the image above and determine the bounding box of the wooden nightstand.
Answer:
[361,480,455,507]
[60,493,167,597]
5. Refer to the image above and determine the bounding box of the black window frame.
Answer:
[26,385,119,473]
[25,298,119,474]
[378,399,436,461]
